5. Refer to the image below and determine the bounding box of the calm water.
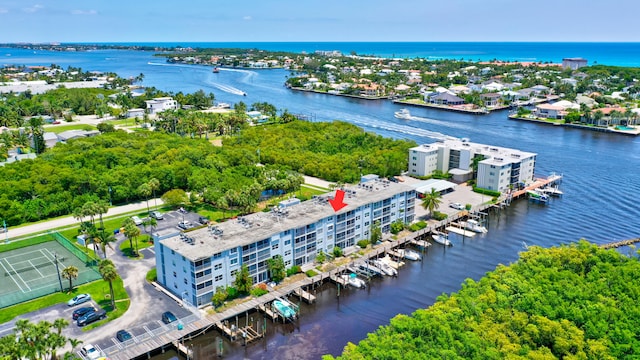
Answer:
[2,46,639,359]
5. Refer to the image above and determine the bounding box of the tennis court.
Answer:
[0,234,102,308]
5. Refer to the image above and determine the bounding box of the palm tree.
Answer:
[421,187,442,217]
[61,266,78,292]
[52,318,69,336]
[138,183,152,215]
[95,231,116,259]
[94,200,109,232]
[99,261,119,310]
[148,178,160,210]
[123,220,141,256]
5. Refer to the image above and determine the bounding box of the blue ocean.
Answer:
[82,41,640,66]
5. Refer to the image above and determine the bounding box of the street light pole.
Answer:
[54,252,64,292]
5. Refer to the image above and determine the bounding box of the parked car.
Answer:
[177,221,192,230]
[449,202,465,210]
[77,309,106,327]
[72,306,95,320]
[80,344,103,360]
[116,329,133,342]
[67,293,91,306]
[198,216,209,224]
[131,216,143,226]
[162,311,177,324]
[150,211,164,220]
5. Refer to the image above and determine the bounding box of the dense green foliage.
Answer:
[328,241,640,360]
[0,121,411,226]
[225,121,415,182]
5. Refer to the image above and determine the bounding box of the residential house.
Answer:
[126,108,145,118]
[357,83,384,97]
[480,93,501,107]
[145,97,178,115]
[429,92,465,105]
[562,58,588,70]
[534,103,566,119]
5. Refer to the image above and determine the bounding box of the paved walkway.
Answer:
[2,198,164,241]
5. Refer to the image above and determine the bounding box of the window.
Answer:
[284,250,292,256]
[215,275,223,282]
[183,278,187,284]
[230,248,237,254]
[173,271,177,277]
[272,243,279,250]
[214,263,222,271]
[230,258,238,265]
[285,260,292,266]
[284,239,291,246]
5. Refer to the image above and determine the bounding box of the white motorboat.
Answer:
[432,231,452,246]
[540,186,563,196]
[394,108,411,119]
[464,219,488,233]
[526,189,549,203]
[341,273,366,288]
[398,248,421,261]
[371,259,398,276]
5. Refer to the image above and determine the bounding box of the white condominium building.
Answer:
[408,139,536,192]
[145,97,178,115]
[156,177,416,307]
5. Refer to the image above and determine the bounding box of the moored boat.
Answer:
[371,259,398,276]
[341,273,366,288]
[526,189,549,203]
[464,219,488,233]
[432,231,452,246]
[272,298,297,319]
[398,248,421,261]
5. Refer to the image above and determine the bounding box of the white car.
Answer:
[150,211,164,220]
[80,344,103,360]
[67,293,91,306]
[449,202,465,210]
[131,216,143,226]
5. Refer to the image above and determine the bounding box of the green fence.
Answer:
[50,231,99,267]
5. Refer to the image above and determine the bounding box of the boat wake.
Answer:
[205,80,246,96]
[348,117,455,141]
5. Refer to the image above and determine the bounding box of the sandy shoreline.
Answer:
[0,80,108,94]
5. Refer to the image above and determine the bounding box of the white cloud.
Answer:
[243,16,252,21]
[23,4,43,13]
[71,9,98,15]
[0,8,8,14]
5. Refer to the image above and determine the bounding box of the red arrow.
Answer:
[329,189,348,212]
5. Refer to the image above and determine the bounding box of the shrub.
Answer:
[286,265,302,277]
[250,285,269,297]
[332,246,343,258]
[305,269,318,277]
[226,287,239,300]
[316,250,326,264]
[432,211,448,221]
[408,221,428,232]
[465,204,472,210]
[473,187,501,197]
[357,240,369,249]
[390,220,405,235]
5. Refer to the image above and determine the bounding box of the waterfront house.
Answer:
[480,93,501,107]
[155,180,416,307]
[534,103,566,119]
[126,108,145,118]
[356,82,384,97]
[428,92,465,106]
[408,139,536,193]
[145,97,178,115]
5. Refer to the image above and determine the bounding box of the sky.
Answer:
[0,0,638,43]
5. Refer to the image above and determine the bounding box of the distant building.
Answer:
[126,108,145,118]
[408,139,537,192]
[562,58,588,70]
[156,179,416,307]
[145,97,178,115]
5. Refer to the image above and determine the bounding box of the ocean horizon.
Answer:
[65,41,640,67]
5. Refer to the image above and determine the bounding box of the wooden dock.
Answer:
[239,326,262,344]
[292,287,316,303]
[600,238,640,249]
[410,239,432,248]
[446,224,476,237]
[172,341,193,358]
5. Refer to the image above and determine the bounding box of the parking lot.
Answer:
[147,209,208,240]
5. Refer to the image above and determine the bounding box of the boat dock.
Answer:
[446,223,476,237]
[291,288,316,303]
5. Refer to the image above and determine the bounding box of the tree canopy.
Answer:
[327,240,640,360]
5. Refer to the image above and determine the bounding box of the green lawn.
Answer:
[0,234,53,253]
[119,234,153,259]
[146,268,157,283]
[45,124,97,134]
[0,277,128,324]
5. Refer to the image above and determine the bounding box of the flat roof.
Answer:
[161,180,414,261]
[411,179,457,194]
[411,138,536,162]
